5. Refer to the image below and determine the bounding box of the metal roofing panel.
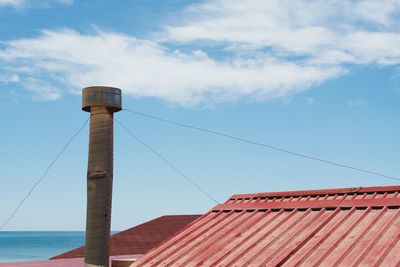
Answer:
[134,185,400,266]
[51,215,199,259]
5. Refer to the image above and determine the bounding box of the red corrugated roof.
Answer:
[134,185,400,266]
[51,214,200,259]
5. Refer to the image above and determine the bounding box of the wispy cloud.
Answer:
[348,99,368,107]
[0,74,20,83]
[0,0,24,8]
[0,30,342,105]
[22,77,61,101]
[0,0,72,9]
[0,0,400,104]
[57,0,73,5]
[166,0,400,66]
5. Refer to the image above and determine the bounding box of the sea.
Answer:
[0,231,86,263]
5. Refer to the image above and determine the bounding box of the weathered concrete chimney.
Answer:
[82,86,122,267]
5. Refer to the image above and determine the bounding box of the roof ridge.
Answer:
[229,185,400,200]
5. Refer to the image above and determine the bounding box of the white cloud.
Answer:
[23,77,61,101]
[0,74,20,83]
[0,0,72,8]
[0,29,343,105]
[0,0,24,8]
[1,0,400,104]
[353,0,400,26]
[166,0,400,65]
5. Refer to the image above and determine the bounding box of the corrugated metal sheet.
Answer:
[134,186,400,266]
[51,215,200,259]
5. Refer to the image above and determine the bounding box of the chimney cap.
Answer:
[82,86,122,112]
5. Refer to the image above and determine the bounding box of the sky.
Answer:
[0,0,400,231]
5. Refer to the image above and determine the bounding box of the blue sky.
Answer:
[0,0,399,231]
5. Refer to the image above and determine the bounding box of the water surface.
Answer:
[0,231,85,262]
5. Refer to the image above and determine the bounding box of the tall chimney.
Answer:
[82,86,122,267]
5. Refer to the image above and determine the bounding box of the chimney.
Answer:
[82,86,122,267]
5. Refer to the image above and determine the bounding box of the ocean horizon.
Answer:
[0,231,117,263]
[0,231,85,262]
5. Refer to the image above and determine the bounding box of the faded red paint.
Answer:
[51,215,200,260]
[134,185,400,266]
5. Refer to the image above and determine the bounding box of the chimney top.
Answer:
[82,86,122,112]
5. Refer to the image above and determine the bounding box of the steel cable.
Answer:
[116,119,219,204]
[0,118,89,231]
[123,108,399,182]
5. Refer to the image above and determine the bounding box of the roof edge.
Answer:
[229,185,400,200]
[213,197,400,211]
